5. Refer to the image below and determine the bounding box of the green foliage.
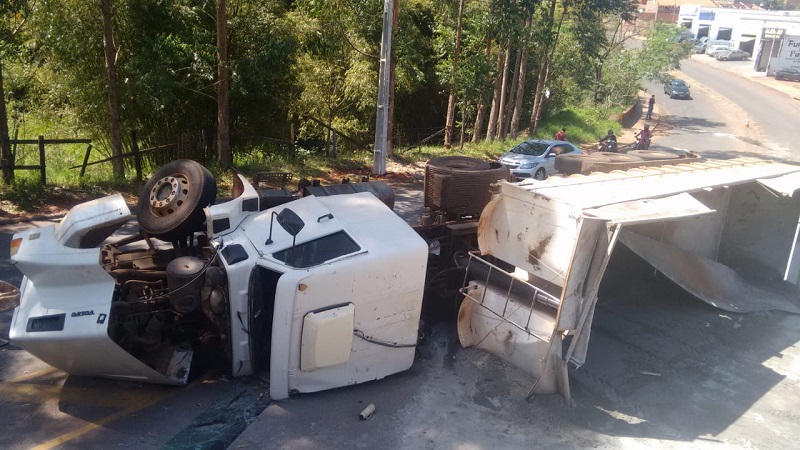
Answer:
[638,22,696,85]
[0,176,45,210]
[2,0,692,195]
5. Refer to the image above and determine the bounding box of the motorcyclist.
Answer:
[635,124,652,150]
[599,129,617,152]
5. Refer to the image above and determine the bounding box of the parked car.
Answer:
[664,79,691,99]
[694,42,707,54]
[715,49,750,61]
[707,42,734,57]
[775,67,800,82]
[498,139,582,180]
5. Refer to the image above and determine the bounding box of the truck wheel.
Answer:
[593,152,644,163]
[533,168,546,180]
[138,159,217,241]
[554,154,611,175]
[427,156,491,171]
[627,150,680,161]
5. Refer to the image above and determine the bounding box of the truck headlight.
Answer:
[10,238,21,257]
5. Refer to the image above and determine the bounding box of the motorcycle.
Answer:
[597,139,618,153]
[635,135,651,150]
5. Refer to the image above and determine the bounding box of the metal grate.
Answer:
[459,252,560,337]
[253,172,293,190]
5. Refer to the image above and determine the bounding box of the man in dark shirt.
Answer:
[646,95,655,120]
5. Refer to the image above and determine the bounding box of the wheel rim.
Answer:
[534,170,545,180]
[148,174,190,217]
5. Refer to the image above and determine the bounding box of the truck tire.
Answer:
[554,154,611,175]
[627,150,681,161]
[426,156,491,171]
[138,159,217,241]
[424,157,510,219]
[593,152,645,163]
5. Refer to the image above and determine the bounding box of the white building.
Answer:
[677,6,800,73]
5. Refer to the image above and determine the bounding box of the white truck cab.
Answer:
[9,161,427,400]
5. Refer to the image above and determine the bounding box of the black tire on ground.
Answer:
[627,150,681,161]
[592,152,645,163]
[137,159,217,241]
[533,168,546,180]
[554,153,612,175]
[426,156,491,171]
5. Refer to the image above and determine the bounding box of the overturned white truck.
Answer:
[8,156,800,402]
[9,160,426,400]
[460,157,800,401]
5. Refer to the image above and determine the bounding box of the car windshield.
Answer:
[510,141,550,156]
[672,80,686,87]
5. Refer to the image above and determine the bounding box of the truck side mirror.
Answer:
[266,208,305,246]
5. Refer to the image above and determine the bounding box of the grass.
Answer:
[0,106,623,213]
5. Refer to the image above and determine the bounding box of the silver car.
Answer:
[715,49,750,61]
[498,139,582,180]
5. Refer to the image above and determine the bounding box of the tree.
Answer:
[100,0,124,178]
[217,0,231,167]
[0,0,32,185]
[508,7,531,138]
[443,0,465,148]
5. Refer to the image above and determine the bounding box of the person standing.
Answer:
[646,95,655,120]
[554,127,567,141]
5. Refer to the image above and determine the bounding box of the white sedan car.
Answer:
[498,139,582,180]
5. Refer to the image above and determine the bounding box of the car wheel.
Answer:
[533,168,546,180]
[137,159,217,241]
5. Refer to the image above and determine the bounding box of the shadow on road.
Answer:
[658,115,728,134]
[568,244,800,442]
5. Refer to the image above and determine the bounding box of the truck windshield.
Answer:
[272,230,361,268]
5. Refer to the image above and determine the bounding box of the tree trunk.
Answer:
[509,47,528,138]
[472,40,492,143]
[509,11,532,138]
[216,0,231,167]
[459,100,466,149]
[0,62,12,184]
[485,48,504,142]
[529,58,549,135]
[386,0,399,157]
[494,44,511,140]
[444,0,465,148]
[100,0,124,178]
[501,48,522,139]
[472,100,485,143]
[528,0,560,135]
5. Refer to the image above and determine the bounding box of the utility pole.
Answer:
[373,0,394,176]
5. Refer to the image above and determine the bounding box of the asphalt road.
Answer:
[646,55,800,164]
